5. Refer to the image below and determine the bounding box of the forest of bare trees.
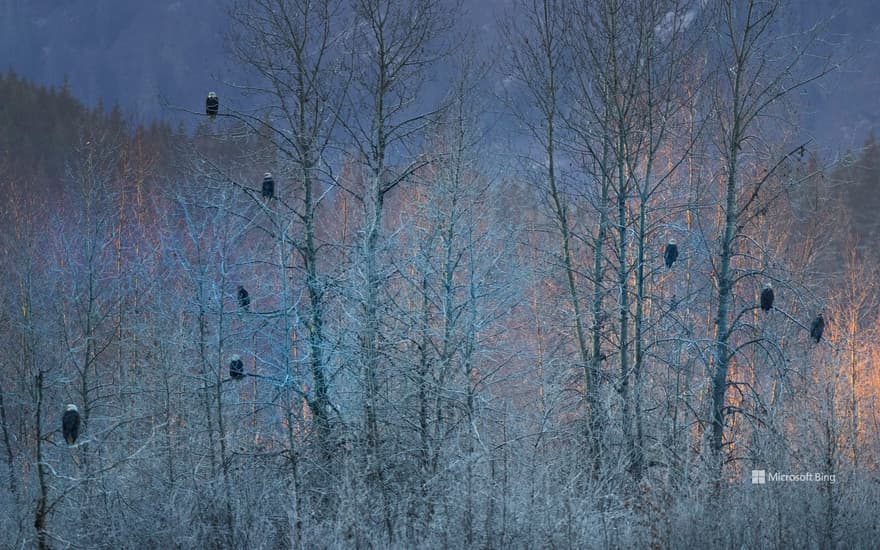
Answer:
[1,0,879,548]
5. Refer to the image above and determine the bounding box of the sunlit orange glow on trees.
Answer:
[2,1,880,548]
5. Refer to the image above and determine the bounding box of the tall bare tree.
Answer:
[335,0,457,541]
[706,0,833,471]
[227,0,346,458]
[501,0,610,470]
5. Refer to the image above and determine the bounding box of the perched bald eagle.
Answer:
[206,92,219,117]
[62,404,80,445]
[237,286,250,311]
[810,313,825,343]
[262,172,275,199]
[664,239,679,269]
[229,355,245,380]
[760,282,774,312]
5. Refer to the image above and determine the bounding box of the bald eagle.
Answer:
[206,92,219,117]
[664,239,678,269]
[262,173,275,199]
[229,355,245,380]
[810,313,825,343]
[237,286,250,311]
[62,404,80,445]
[760,282,774,312]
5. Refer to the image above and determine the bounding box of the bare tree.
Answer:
[501,0,608,470]
[333,0,457,541]
[227,0,346,457]
[705,0,834,472]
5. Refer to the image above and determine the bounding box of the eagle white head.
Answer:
[668,238,676,245]
[230,354,241,362]
[65,404,78,413]
[208,91,217,99]
[764,282,773,289]
[264,172,272,179]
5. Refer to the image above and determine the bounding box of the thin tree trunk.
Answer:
[632,192,647,479]
[589,145,612,475]
[617,133,632,471]
[34,372,49,550]
[711,141,740,467]
[363,164,393,542]
[0,374,16,494]
[546,105,604,468]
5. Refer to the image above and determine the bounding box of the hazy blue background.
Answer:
[1,0,878,152]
